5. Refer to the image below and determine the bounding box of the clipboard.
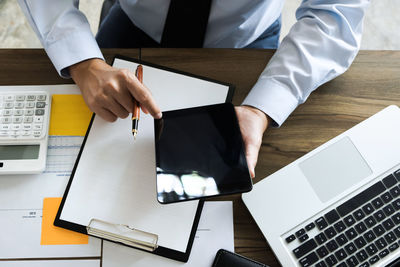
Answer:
[54,55,234,262]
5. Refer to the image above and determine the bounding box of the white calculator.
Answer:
[0,91,51,174]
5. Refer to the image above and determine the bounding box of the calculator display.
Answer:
[0,145,40,160]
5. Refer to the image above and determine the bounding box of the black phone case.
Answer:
[212,249,269,267]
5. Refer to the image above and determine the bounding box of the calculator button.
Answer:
[8,131,18,137]
[33,124,42,130]
[37,95,46,101]
[35,109,45,116]
[33,131,42,137]
[5,102,13,109]
[23,116,33,123]
[3,110,12,116]
[13,110,23,116]
[22,130,30,136]
[15,102,24,109]
[26,102,35,108]
[0,125,10,130]
[13,117,23,124]
[1,118,11,123]
[12,125,21,130]
[25,110,34,116]
[36,102,46,108]
[22,124,31,130]
[16,95,25,101]
[5,95,14,101]
[34,117,43,123]
[0,131,8,136]
[27,95,36,101]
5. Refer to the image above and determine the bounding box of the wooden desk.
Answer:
[1,49,399,266]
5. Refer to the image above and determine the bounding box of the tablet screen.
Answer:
[155,103,252,204]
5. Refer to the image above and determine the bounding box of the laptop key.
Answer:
[346,255,359,267]
[384,231,397,243]
[293,239,317,259]
[315,232,327,245]
[336,181,385,217]
[390,186,400,198]
[375,237,388,249]
[356,249,368,262]
[316,217,328,230]
[344,242,357,255]
[355,221,367,234]
[378,248,389,259]
[373,224,385,237]
[392,212,400,224]
[359,262,369,267]
[354,236,367,249]
[326,239,339,252]
[394,169,400,182]
[382,218,395,231]
[325,255,338,267]
[345,227,357,240]
[362,203,374,215]
[317,245,329,258]
[305,222,315,231]
[353,209,365,221]
[336,233,348,246]
[334,248,347,261]
[383,204,395,216]
[381,192,393,203]
[315,261,327,267]
[372,197,384,209]
[383,174,397,188]
[344,214,356,227]
[365,243,378,256]
[325,209,340,224]
[393,199,400,210]
[296,228,306,237]
[324,226,337,239]
[373,210,386,222]
[334,221,347,233]
[389,242,399,251]
[364,216,377,228]
[368,255,379,264]
[299,234,309,242]
[364,230,376,242]
[394,226,400,237]
[299,251,318,267]
[285,234,296,243]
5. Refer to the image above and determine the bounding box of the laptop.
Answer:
[242,105,400,267]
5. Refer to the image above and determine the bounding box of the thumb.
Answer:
[245,143,259,178]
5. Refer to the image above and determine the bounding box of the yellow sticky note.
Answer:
[41,197,89,245]
[49,95,92,136]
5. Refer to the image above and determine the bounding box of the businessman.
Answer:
[19,0,369,178]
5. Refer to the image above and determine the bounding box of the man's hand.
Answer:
[69,59,162,122]
[235,105,270,178]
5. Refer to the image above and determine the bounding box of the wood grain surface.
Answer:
[1,49,399,266]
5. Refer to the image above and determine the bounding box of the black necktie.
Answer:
[161,0,213,48]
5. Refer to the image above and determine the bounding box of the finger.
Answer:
[141,106,149,114]
[112,87,135,114]
[96,107,118,122]
[106,97,130,118]
[245,144,259,178]
[126,74,162,119]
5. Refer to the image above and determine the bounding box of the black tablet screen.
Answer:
[155,103,252,204]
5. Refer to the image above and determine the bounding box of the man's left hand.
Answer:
[235,105,270,178]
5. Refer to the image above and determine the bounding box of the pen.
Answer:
[132,65,143,139]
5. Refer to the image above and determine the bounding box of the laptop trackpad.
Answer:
[299,137,372,203]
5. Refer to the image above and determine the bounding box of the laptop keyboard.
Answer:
[286,168,400,267]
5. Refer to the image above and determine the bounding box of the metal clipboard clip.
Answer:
[87,218,158,251]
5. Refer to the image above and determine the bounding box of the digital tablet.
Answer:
[155,103,253,204]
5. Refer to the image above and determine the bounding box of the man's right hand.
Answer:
[69,58,162,122]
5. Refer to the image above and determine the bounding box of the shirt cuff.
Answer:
[242,78,299,127]
[45,30,104,78]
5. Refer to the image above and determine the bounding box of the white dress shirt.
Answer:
[18,0,369,126]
